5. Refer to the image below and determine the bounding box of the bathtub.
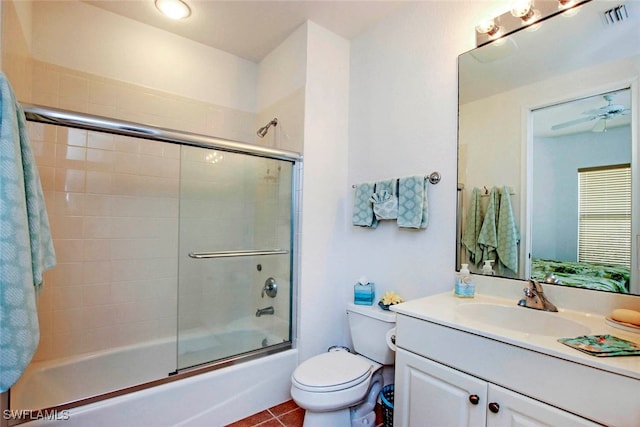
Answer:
[12,321,296,426]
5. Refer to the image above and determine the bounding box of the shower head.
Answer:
[257,118,278,138]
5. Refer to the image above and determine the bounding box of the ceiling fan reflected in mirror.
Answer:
[551,94,631,132]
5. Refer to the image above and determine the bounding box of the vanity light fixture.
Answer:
[155,0,191,20]
[475,0,590,47]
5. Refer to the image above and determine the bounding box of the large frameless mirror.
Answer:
[457,0,640,295]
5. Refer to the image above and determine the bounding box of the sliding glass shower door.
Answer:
[177,146,293,370]
[14,105,299,413]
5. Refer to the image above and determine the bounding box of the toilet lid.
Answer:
[292,352,372,392]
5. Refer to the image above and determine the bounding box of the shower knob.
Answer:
[262,277,278,298]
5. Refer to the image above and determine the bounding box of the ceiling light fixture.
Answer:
[155,0,191,20]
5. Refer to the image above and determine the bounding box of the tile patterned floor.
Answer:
[226,400,385,427]
[226,400,304,427]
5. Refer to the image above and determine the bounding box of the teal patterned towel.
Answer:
[370,179,398,220]
[461,187,482,265]
[370,191,398,220]
[0,73,56,392]
[477,186,498,263]
[397,176,428,229]
[352,182,377,228]
[497,186,519,274]
[374,179,394,195]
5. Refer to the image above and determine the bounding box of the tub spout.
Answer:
[256,306,274,317]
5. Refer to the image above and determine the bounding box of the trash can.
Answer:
[380,384,394,427]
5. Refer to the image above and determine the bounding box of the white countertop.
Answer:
[391,291,640,381]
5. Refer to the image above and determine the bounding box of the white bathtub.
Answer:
[12,322,296,426]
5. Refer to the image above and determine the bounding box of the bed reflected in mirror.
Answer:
[530,89,632,294]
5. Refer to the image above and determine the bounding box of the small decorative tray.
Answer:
[558,334,640,357]
[378,301,392,311]
[605,317,640,334]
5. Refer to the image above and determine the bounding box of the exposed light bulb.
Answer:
[511,0,535,21]
[559,0,581,17]
[558,0,576,10]
[155,0,191,20]
[475,18,501,37]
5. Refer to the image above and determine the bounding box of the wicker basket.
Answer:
[380,384,394,427]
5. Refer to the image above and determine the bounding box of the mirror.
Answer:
[457,0,640,295]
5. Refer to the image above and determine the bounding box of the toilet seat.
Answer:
[292,352,373,392]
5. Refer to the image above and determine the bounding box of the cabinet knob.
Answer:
[468,394,480,405]
[488,402,500,413]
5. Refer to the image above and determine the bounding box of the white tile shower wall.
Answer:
[30,0,258,113]
[1,0,32,101]
[32,122,180,362]
[30,60,257,142]
[24,62,261,362]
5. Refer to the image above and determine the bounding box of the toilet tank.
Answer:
[347,303,396,365]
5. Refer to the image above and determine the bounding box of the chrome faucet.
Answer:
[518,280,558,312]
[256,306,275,317]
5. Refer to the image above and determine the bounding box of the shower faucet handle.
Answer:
[262,277,278,298]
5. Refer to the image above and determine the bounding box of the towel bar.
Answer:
[188,249,289,259]
[352,171,441,188]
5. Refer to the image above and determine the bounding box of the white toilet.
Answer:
[291,303,397,427]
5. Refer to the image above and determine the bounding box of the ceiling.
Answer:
[82,0,412,63]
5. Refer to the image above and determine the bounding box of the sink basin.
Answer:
[456,303,591,337]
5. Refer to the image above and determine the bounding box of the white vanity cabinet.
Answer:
[392,306,640,427]
[395,348,598,427]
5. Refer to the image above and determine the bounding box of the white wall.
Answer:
[298,21,351,361]
[256,24,306,153]
[532,126,631,260]
[345,1,503,304]
[257,24,307,112]
[30,0,257,112]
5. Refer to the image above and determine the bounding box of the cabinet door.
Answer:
[487,384,600,427]
[395,349,487,427]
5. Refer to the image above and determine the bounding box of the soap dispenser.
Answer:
[455,264,475,298]
[482,260,495,275]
